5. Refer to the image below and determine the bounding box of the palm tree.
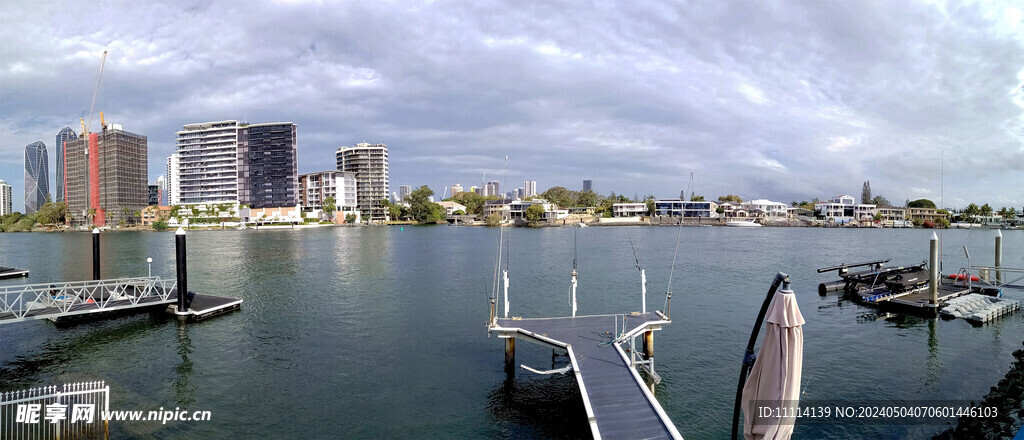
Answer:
[134,210,142,225]
[86,208,96,227]
[123,207,132,225]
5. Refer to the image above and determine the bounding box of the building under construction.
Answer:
[65,123,148,227]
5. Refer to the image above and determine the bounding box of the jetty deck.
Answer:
[0,277,240,324]
[856,279,972,310]
[0,266,29,279]
[491,312,682,440]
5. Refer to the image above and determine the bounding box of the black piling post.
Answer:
[92,228,100,280]
[175,227,189,314]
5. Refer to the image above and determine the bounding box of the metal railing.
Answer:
[0,277,177,324]
[1,381,109,440]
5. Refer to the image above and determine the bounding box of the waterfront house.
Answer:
[654,199,719,218]
[509,199,558,220]
[611,202,647,217]
[814,195,877,224]
[741,199,788,219]
[483,199,510,219]
[718,201,747,218]
[906,207,945,224]
[437,201,467,217]
[141,205,172,226]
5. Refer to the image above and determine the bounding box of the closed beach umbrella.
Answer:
[741,282,805,440]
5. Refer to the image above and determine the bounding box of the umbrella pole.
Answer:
[731,272,788,440]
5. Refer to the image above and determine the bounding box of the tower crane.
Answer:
[80,50,108,137]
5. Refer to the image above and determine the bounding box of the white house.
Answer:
[741,199,789,218]
[611,203,647,217]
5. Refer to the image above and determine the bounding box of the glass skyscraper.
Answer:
[238,123,298,209]
[24,140,49,213]
[55,125,76,203]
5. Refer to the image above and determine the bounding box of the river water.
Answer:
[1,227,1022,439]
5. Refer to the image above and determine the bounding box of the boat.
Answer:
[726,220,762,227]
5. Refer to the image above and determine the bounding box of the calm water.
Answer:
[1,227,1022,439]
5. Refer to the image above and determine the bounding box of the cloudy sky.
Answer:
[1,0,1022,211]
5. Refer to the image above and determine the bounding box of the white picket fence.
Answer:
[0,381,109,439]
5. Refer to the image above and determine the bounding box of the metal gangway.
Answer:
[0,277,178,324]
[490,312,681,440]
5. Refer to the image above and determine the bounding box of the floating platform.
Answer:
[166,291,242,322]
[939,294,1020,324]
[491,312,681,440]
[0,266,29,279]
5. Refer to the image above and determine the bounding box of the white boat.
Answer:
[726,220,762,227]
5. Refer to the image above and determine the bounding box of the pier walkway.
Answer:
[491,312,682,440]
[0,277,178,324]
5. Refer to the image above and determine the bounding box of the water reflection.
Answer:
[174,321,195,407]
[487,374,589,439]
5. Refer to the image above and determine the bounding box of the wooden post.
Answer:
[504,338,515,373]
[929,232,938,305]
[995,230,1003,284]
[643,330,654,360]
[92,228,100,280]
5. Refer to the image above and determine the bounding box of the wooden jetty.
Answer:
[0,266,29,279]
[490,312,681,439]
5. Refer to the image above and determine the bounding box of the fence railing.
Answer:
[0,277,177,324]
[0,381,110,439]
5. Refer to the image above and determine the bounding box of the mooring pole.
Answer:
[175,227,189,314]
[643,330,654,360]
[995,230,1003,285]
[92,228,100,280]
[504,338,515,373]
[929,232,939,305]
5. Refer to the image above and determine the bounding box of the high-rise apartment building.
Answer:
[524,180,537,198]
[336,143,389,222]
[583,179,593,193]
[482,181,500,198]
[238,123,297,208]
[173,121,297,208]
[166,154,179,205]
[64,123,148,226]
[155,175,166,205]
[148,185,160,206]
[450,183,463,196]
[0,179,12,216]
[398,185,411,202]
[175,121,241,204]
[24,140,49,213]
[55,126,76,203]
[298,170,357,214]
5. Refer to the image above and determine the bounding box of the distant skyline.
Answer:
[1,1,1023,211]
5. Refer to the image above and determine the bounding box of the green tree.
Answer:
[861,181,872,204]
[716,206,725,214]
[345,214,357,224]
[525,204,546,222]
[998,207,1016,219]
[690,194,704,201]
[980,203,993,218]
[453,209,466,216]
[152,220,169,231]
[448,191,488,215]
[123,207,132,225]
[134,210,142,225]
[86,208,97,226]
[485,213,503,226]
[34,202,67,226]
[576,190,598,208]
[907,199,936,209]
[963,203,980,222]
[540,186,576,208]
[645,195,656,215]
[323,196,336,217]
[408,185,445,224]
[871,195,890,207]
[718,194,743,203]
